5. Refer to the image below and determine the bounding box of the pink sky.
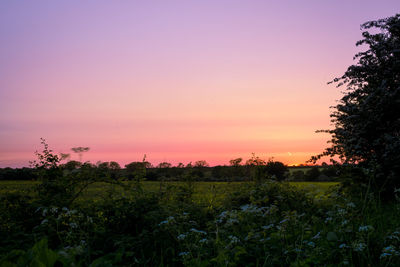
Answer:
[1,1,399,167]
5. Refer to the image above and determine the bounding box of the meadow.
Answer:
[1,174,400,266]
[0,180,338,207]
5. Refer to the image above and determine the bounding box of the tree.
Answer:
[245,153,266,166]
[59,153,70,161]
[176,162,185,168]
[305,167,321,182]
[109,161,121,170]
[313,14,400,196]
[157,162,172,168]
[62,160,82,171]
[229,158,243,167]
[265,160,288,181]
[71,147,90,162]
[194,160,209,168]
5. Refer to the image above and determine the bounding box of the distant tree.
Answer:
[71,147,90,162]
[125,155,151,181]
[265,160,288,181]
[186,162,193,168]
[194,160,209,168]
[305,167,321,181]
[157,162,172,168]
[245,153,266,166]
[108,161,121,179]
[97,161,110,170]
[109,161,121,170]
[292,170,305,181]
[176,162,185,168]
[312,14,400,197]
[229,158,243,167]
[62,160,82,171]
[59,153,70,162]
[125,161,150,171]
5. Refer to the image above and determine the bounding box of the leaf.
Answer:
[326,232,338,242]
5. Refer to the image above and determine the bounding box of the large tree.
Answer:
[313,14,400,196]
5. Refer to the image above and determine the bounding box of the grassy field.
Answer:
[3,179,400,266]
[0,180,339,206]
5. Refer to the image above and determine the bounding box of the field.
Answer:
[1,178,399,266]
[0,180,339,206]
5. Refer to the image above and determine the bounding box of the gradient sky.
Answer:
[1,1,399,167]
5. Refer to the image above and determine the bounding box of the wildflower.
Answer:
[358,225,374,232]
[240,204,251,211]
[346,202,356,208]
[353,242,366,252]
[69,222,78,228]
[383,245,396,253]
[50,207,58,213]
[337,208,346,215]
[279,219,288,224]
[159,216,175,226]
[218,211,229,218]
[341,220,349,226]
[262,224,274,230]
[325,217,333,223]
[380,252,392,258]
[228,235,240,244]
[339,243,347,249]
[307,241,315,247]
[42,208,48,217]
[40,219,48,225]
[199,238,208,244]
[312,232,321,240]
[179,252,189,257]
[190,228,207,235]
[177,234,186,240]
[226,218,239,225]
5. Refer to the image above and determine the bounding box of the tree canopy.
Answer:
[313,14,400,196]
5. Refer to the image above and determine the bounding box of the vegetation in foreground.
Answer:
[1,175,400,266]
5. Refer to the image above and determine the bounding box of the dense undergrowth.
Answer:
[1,179,400,266]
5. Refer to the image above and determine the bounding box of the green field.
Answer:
[0,180,339,206]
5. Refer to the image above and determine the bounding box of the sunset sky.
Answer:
[1,1,399,167]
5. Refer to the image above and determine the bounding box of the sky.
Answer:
[1,1,399,167]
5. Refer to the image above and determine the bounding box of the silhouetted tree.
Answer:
[157,162,172,168]
[176,162,185,168]
[229,158,243,166]
[62,160,82,171]
[59,153,70,161]
[305,167,321,181]
[71,147,90,162]
[194,160,209,168]
[245,153,266,166]
[265,160,288,181]
[312,14,400,197]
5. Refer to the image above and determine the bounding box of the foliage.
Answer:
[1,178,400,266]
[313,14,400,197]
[229,158,243,167]
[264,160,288,181]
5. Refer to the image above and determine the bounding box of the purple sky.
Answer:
[1,1,399,167]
